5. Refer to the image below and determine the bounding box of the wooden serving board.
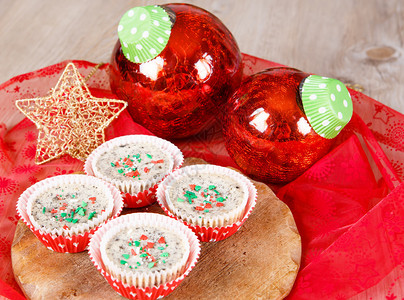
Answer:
[11,158,301,300]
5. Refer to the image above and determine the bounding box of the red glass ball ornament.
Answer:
[222,67,334,184]
[110,3,242,138]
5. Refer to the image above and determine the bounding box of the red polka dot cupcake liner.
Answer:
[156,165,258,242]
[84,134,183,208]
[121,184,158,208]
[88,213,200,300]
[16,174,124,253]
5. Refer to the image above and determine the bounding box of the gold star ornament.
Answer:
[16,63,127,164]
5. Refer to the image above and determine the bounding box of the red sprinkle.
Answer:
[115,161,120,167]
[205,203,212,209]
[50,209,58,213]
[59,206,66,210]
[140,234,148,240]
[189,184,196,190]
[216,202,224,207]
[101,209,105,213]
[63,203,68,207]
[147,242,155,249]
[63,225,69,230]
[89,197,96,204]
[144,167,150,173]
[126,170,140,178]
[158,237,166,244]
[131,248,136,256]
[151,256,156,262]
[151,159,164,164]
[195,206,204,211]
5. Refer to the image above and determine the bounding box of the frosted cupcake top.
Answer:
[166,170,248,219]
[103,225,190,274]
[28,182,113,232]
[93,142,173,183]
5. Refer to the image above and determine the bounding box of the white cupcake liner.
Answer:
[17,174,124,253]
[157,165,257,242]
[89,213,200,299]
[84,135,184,208]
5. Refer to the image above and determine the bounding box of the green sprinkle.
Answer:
[204,189,208,193]
[120,260,127,265]
[194,185,202,191]
[160,252,169,257]
[129,266,132,269]
[217,197,226,202]
[72,219,79,223]
[134,241,140,247]
[61,213,67,217]
[140,253,148,257]
[146,154,152,159]
[204,209,210,213]
[118,169,124,174]
[70,211,75,218]
[72,194,76,198]
[148,262,155,268]
[177,197,185,202]
[42,207,46,214]
[137,159,142,163]
[158,246,165,250]
[134,154,140,159]
[208,185,216,190]
[77,209,86,216]
[162,260,166,264]
[213,189,220,195]
[81,201,88,207]
[66,218,73,222]
[137,262,141,266]
[203,200,212,204]
[122,254,130,259]
[88,212,96,220]
[111,162,116,167]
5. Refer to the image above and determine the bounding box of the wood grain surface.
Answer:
[0,0,403,116]
[11,158,301,300]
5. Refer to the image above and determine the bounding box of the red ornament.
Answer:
[222,67,334,184]
[110,3,242,138]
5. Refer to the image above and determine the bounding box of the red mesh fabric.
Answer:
[0,55,402,299]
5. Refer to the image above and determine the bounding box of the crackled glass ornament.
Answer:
[110,4,242,138]
[222,67,353,183]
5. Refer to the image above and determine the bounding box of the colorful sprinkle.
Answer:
[194,185,202,191]
[177,197,185,202]
[120,260,127,265]
[140,234,148,240]
[148,262,156,268]
[81,201,88,207]
[146,154,153,159]
[122,254,130,259]
[158,237,166,244]
[42,207,46,214]
[147,242,155,249]
[208,185,216,190]
[160,252,169,257]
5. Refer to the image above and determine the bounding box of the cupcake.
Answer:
[89,213,200,300]
[16,174,124,253]
[157,164,257,242]
[84,135,183,208]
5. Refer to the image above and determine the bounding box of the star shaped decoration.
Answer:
[16,63,127,164]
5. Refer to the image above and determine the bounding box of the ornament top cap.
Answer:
[300,75,353,139]
[117,5,173,64]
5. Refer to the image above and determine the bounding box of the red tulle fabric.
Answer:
[0,55,402,299]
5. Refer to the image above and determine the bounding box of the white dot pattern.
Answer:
[301,75,353,138]
[118,5,172,63]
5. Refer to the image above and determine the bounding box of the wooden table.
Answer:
[0,0,403,116]
[1,1,403,299]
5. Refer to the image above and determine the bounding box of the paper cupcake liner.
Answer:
[84,135,183,208]
[156,165,257,242]
[121,185,158,208]
[16,174,124,253]
[88,213,200,300]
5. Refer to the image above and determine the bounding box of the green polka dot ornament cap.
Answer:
[300,75,353,139]
[117,5,173,63]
